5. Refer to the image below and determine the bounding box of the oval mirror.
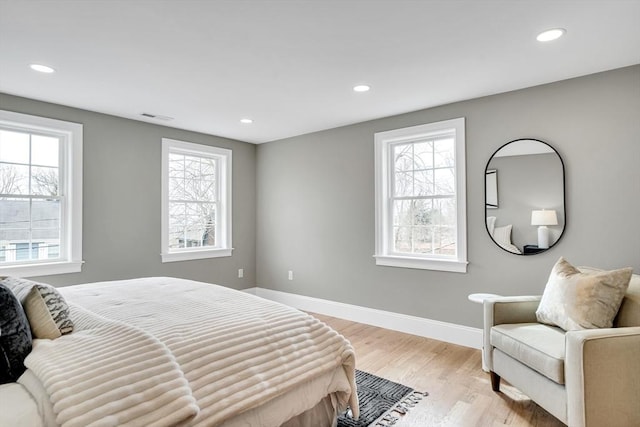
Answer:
[485,139,565,255]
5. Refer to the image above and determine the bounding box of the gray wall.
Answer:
[3,66,638,329]
[256,65,640,328]
[0,94,257,289]
[488,153,565,250]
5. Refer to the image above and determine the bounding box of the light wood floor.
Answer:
[310,313,565,427]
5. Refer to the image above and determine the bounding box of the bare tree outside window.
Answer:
[32,167,59,196]
[168,153,218,249]
[0,164,20,194]
[391,137,457,256]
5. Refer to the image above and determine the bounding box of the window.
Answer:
[0,110,83,277]
[161,138,232,262]
[374,117,467,273]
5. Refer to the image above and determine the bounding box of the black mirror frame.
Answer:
[484,138,566,256]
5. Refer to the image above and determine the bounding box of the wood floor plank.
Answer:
[310,312,565,427]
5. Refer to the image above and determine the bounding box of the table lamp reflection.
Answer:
[531,209,558,249]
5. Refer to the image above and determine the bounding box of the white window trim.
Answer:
[374,117,467,273]
[161,138,232,263]
[0,110,83,277]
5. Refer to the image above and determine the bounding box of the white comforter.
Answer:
[23,277,358,427]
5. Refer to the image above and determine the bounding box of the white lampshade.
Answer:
[531,210,558,226]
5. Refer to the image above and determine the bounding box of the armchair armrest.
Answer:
[565,327,640,427]
[482,296,541,371]
[484,296,542,327]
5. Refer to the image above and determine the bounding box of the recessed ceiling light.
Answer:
[536,28,566,42]
[240,118,253,124]
[353,85,371,92]
[29,64,55,73]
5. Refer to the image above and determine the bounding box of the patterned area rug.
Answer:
[338,370,428,427]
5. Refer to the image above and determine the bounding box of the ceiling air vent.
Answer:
[140,113,174,121]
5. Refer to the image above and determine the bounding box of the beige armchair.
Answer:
[483,271,640,427]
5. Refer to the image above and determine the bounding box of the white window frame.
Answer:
[161,138,232,262]
[374,117,467,273]
[0,110,83,277]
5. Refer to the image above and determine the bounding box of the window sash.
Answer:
[374,118,467,273]
[0,195,62,265]
[387,134,458,259]
[0,110,83,277]
[161,138,232,262]
[388,194,457,258]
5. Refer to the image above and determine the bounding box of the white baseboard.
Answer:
[243,286,482,349]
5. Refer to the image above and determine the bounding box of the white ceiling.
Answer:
[1,1,639,144]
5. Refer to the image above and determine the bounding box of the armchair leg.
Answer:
[490,371,501,392]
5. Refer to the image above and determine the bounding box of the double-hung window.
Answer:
[0,110,83,277]
[374,117,467,273]
[161,138,232,262]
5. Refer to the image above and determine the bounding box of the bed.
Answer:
[0,277,359,427]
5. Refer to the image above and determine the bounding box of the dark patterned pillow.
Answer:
[0,277,74,339]
[0,282,33,384]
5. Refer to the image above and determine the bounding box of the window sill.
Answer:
[374,255,468,273]
[161,248,233,263]
[0,260,84,278]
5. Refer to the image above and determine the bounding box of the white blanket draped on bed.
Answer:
[24,277,358,427]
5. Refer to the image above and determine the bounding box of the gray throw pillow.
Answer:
[0,282,33,384]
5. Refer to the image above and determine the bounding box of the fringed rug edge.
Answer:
[369,390,429,426]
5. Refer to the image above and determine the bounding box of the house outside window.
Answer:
[0,110,83,277]
[161,138,232,262]
[374,117,467,273]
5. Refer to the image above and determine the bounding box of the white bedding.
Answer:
[18,277,358,427]
[0,379,43,427]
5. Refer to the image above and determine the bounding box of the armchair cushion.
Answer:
[491,323,566,384]
[536,257,632,331]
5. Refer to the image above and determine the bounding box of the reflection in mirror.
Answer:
[485,169,498,208]
[485,139,565,255]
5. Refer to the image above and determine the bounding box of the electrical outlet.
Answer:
[288,270,293,281]
[238,268,244,278]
